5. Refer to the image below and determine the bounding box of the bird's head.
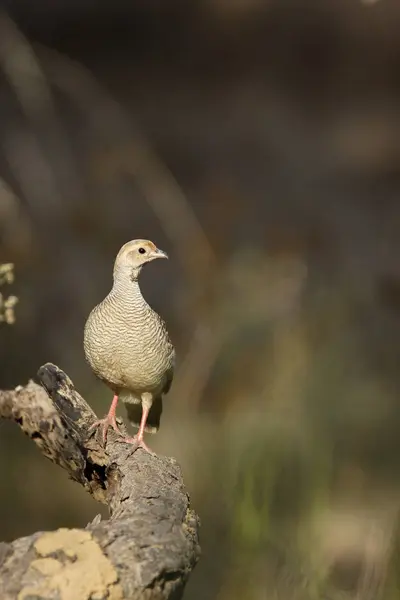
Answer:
[113,239,168,281]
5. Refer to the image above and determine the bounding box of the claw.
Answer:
[89,414,122,445]
[116,435,156,456]
[88,394,121,445]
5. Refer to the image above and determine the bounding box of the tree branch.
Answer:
[0,363,200,600]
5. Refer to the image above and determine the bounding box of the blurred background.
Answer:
[1,0,400,598]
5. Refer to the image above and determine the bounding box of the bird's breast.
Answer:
[84,298,174,393]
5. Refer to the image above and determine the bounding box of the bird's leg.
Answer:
[122,403,155,455]
[89,394,123,445]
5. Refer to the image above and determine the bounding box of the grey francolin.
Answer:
[84,239,175,454]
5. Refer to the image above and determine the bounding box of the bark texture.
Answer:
[0,363,200,600]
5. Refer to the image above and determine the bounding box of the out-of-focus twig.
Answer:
[0,176,32,258]
[0,263,17,324]
[0,11,54,124]
[0,11,83,225]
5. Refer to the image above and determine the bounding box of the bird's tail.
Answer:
[124,396,163,434]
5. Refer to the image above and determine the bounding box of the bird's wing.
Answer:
[162,344,175,396]
[162,363,174,396]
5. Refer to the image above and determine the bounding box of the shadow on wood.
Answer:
[0,363,200,600]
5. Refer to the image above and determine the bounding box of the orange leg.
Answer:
[121,404,155,455]
[89,394,123,445]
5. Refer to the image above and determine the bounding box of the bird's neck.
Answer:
[111,268,147,307]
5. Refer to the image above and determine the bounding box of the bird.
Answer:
[83,239,175,454]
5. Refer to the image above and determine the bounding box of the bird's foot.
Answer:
[117,435,156,456]
[88,414,123,446]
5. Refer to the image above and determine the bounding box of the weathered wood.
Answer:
[0,363,200,600]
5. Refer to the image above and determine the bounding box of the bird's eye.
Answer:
[138,247,146,254]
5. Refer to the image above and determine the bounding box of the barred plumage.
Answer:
[84,239,175,453]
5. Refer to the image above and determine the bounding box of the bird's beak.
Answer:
[152,248,168,260]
